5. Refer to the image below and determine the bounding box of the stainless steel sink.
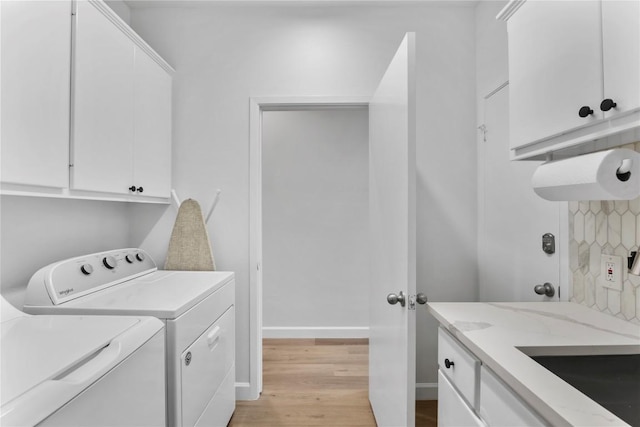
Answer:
[531,354,640,426]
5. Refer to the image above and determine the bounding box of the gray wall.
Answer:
[0,197,132,307]
[262,108,369,334]
[130,2,477,394]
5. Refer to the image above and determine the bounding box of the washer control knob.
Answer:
[125,254,134,264]
[102,256,117,269]
[136,252,145,262]
[80,264,94,275]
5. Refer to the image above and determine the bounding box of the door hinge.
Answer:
[408,294,416,310]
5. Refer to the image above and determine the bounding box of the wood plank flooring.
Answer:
[228,339,437,427]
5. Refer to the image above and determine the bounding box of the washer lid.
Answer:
[1,314,139,407]
[49,271,234,319]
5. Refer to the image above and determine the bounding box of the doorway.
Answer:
[261,107,370,338]
[248,97,370,400]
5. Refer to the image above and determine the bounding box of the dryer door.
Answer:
[180,306,235,427]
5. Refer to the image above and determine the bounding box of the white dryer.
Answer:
[23,248,236,427]
[1,296,166,427]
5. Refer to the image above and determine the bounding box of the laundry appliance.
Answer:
[24,248,236,427]
[1,295,165,426]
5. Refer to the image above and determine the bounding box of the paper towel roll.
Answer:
[532,148,640,201]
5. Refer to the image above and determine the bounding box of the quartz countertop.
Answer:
[427,302,640,427]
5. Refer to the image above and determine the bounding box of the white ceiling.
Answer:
[124,0,479,8]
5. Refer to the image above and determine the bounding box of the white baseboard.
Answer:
[262,326,369,339]
[416,382,438,400]
[235,382,259,400]
[238,378,437,402]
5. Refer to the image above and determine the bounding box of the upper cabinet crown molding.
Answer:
[496,0,526,22]
[85,0,175,75]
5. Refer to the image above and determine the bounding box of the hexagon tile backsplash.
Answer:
[569,148,640,324]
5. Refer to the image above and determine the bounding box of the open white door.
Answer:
[368,33,417,427]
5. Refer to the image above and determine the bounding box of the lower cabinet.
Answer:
[438,371,484,427]
[437,327,546,427]
[480,366,546,427]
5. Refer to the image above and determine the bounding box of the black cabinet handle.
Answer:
[137,187,144,193]
[129,185,136,192]
[444,358,455,369]
[578,106,594,118]
[600,99,617,112]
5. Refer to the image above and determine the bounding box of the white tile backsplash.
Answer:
[569,142,640,324]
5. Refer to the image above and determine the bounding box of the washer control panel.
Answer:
[28,248,158,306]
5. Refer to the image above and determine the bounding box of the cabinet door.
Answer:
[133,47,172,197]
[508,0,603,149]
[1,1,71,188]
[480,366,546,427]
[72,1,134,194]
[438,371,484,427]
[601,0,640,118]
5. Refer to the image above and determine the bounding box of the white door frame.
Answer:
[477,82,570,302]
[246,96,370,400]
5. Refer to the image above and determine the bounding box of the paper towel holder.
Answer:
[616,159,632,182]
[629,251,640,276]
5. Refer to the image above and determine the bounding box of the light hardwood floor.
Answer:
[228,339,437,427]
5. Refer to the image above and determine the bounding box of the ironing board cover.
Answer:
[165,199,216,271]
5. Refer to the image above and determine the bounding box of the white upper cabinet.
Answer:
[506,0,603,149]
[72,1,173,198]
[500,0,640,160]
[72,0,135,195]
[601,0,640,118]
[1,1,72,188]
[133,47,173,198]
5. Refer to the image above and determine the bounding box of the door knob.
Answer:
[534,282,555,297]
[578,106,594,118]
[129,185,136,192]
[387,291,406,307]
[600,99,617,111]
[416,293,428,305]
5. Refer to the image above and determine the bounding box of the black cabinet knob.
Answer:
[136,187,144,193]
[578,106,594,118]
[129,185,136,192]
[444,358,455,369]
[600,99,617,112]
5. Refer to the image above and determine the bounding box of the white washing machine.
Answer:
[1,295,166,427]
[23,248,236,427]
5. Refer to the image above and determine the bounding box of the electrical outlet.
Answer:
[601,255,623,290]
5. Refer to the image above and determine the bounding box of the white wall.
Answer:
[130,2,477,394]
[0,196,132,308]
[105,0,131,24]
[475,0,509,107]
[261,108,369,336]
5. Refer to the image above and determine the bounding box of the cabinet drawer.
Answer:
[438,327,481,410]
[480,365,546,427]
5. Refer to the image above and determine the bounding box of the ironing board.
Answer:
[165,199,216,271]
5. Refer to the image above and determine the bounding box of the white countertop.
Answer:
[427,302,640,427]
